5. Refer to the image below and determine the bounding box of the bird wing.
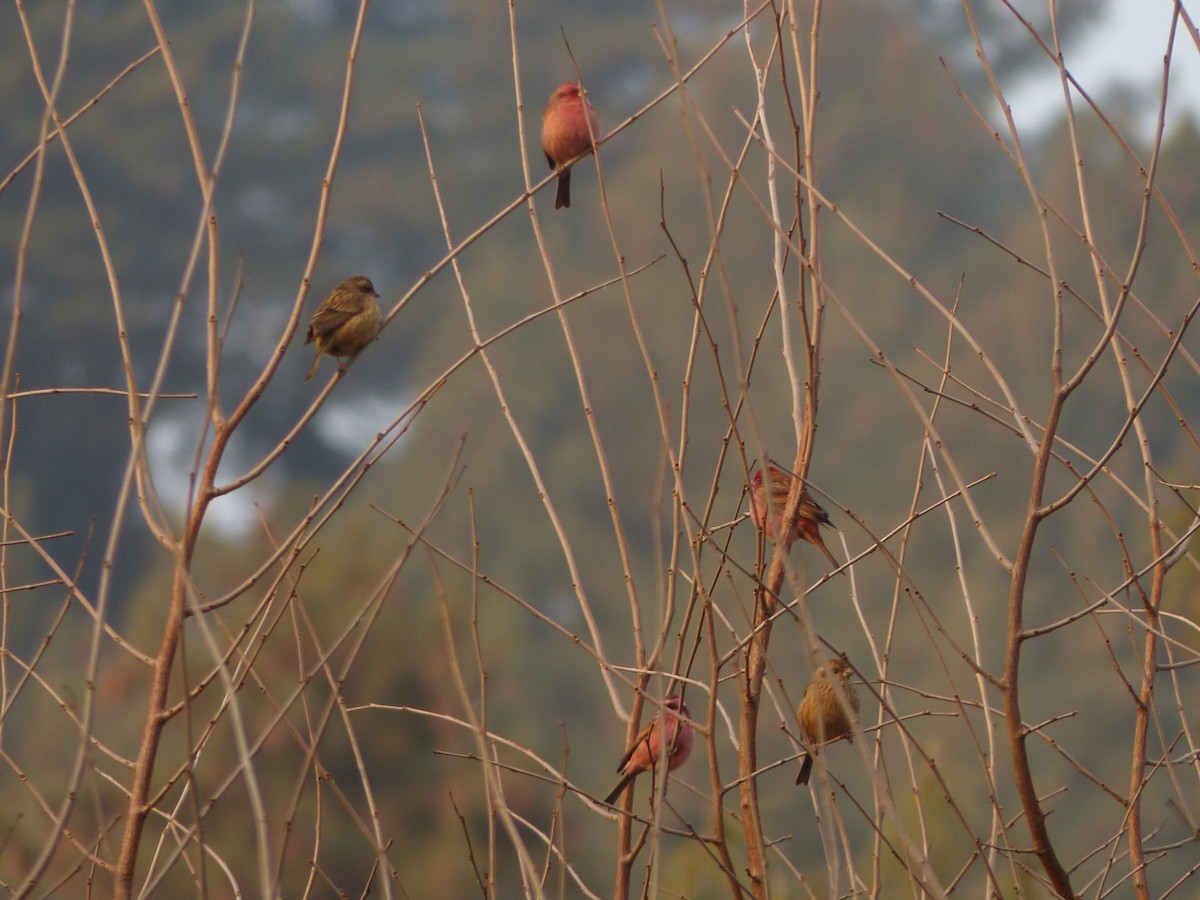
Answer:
[614,722,653,773]
[803,495,835,528]
[307,295,363,342]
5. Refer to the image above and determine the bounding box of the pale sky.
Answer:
[1009,0,1200,132]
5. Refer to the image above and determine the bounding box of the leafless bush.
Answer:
[3,1,1198,897]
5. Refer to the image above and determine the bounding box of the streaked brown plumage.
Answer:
[604,695,694,805]
[750,466,838,567]
[305,275,382,381]
[541,82,600,210]
[796,657,859,785]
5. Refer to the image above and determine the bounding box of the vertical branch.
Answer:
[1002,430,1075,899]
[958,2,1081,894]
[1127,565,1164,900]
[500,3,623,712]
[1054,9,1178,897]
[114,1,371,894]
[12,4,172,894]
[3,0,76,793]
[731,2,827,894]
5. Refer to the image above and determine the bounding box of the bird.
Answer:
[305,275,383,381]
[750,466,839,567]
[604,695,694,805]
[541,81,600,210]
[796,657,859,785]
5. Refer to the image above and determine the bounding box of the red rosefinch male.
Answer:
[541,81,600,210]
[750,466,839,567]
[305,275,382,381]
[796,657,860,785]
[604,695,694,805]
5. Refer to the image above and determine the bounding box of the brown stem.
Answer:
[1127,533,1164,900]
[737,605,772,898]
[1004,402,1075,899]
[113,568,185,898]
[738,433,816,897]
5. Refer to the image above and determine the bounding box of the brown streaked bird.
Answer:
[750,466,838,567]
[305,275,382,381]
[541,82,600,210]
[604,695,694,805]
[796,657,859,785]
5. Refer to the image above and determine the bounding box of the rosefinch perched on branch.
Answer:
[796,657,859,785]
[750,466,839,567]
[604,695,694,805]
[305,275,383,381]
[541,81,600,210]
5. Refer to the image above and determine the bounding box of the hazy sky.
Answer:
[1010,0,1200,131]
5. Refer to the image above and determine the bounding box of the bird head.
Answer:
[552,82,583,102]
[753,465,787,486]
[663,694,689,719]
[825,657,853,682]
[348,275,377,296]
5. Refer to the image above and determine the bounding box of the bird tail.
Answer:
[555,168,572,209]
[813,534,838,568]
[604,772,635,805]
[795,754,814,786]
[305,348,322,382]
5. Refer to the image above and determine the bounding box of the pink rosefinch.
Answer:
[750,466,838,567]
[305,275,383,381]
[604,695,694,805]
[541,81,600,210]
[796,657,859,785]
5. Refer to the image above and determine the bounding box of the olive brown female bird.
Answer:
[541,82,600,210]
[750,465,839,567]
[604,695,694,805]
[305,275,382,381]
[796,657,860,785]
